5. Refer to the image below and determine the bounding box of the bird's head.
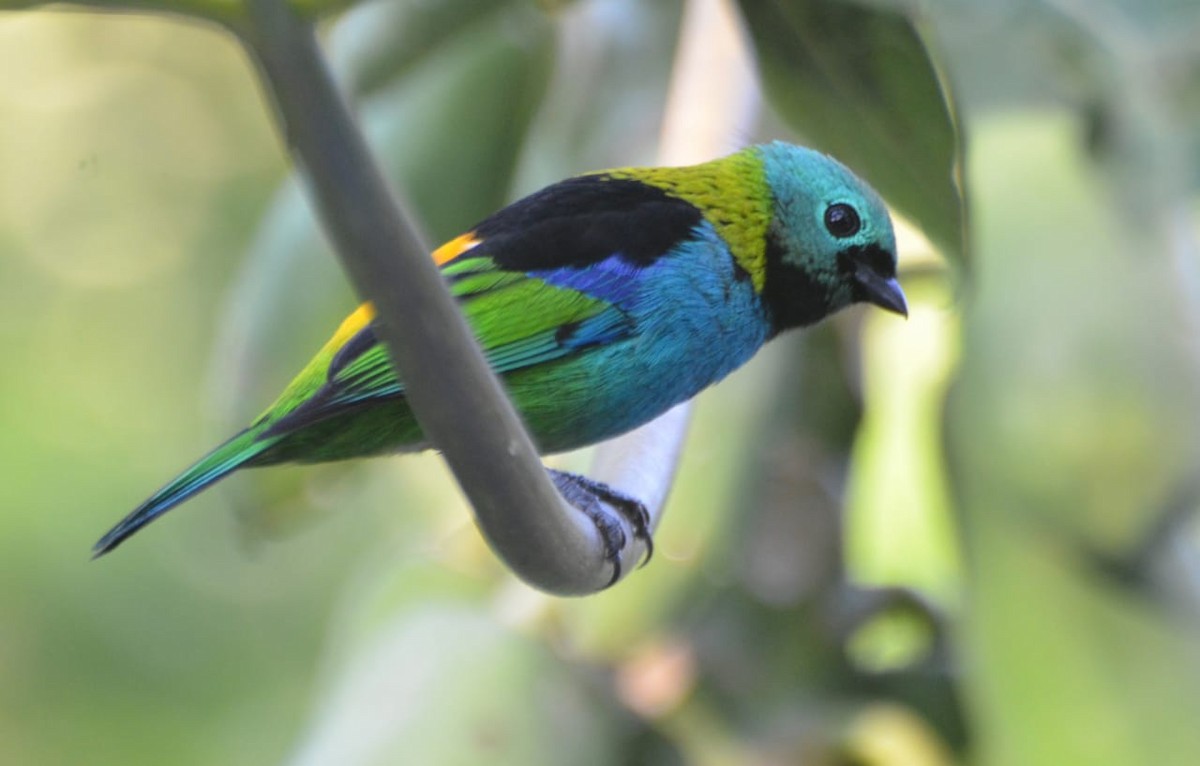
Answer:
[758,142,907,335]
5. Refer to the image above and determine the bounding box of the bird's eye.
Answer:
[824,203,861,238]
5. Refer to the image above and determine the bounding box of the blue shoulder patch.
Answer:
[529,254,645,308]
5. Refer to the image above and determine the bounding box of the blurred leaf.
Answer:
[946,113,1200,766]
[512,0,684,184]
[737,0,966,266]
[329,0,543,96]
[288,607,638,766]
[287,0,357,17]
[847,275,960,600]
[841,703,957,766]
[364,10,555,241]
[1062,2,1200,204]
[331,558,496,652]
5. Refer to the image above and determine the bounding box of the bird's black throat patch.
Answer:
[763,227,837,336]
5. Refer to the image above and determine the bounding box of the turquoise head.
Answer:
[758,142,906,334]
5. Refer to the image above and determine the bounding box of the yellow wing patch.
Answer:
[433,232,483,265]
[264,232,488,418]
[328,302,376,349]
[261,301,377,417]
[324,232,481,351]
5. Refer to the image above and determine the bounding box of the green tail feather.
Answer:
[93,427,278,557]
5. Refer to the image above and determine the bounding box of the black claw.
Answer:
[588,504,627,588]
[550,470,655,587]
[606,555,622,589]
[579,478,654,568]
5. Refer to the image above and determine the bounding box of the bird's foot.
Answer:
[549,469,654,588]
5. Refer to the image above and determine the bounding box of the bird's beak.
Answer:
[854,262,908,317]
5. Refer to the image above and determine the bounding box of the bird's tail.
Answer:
[93,426,279,557]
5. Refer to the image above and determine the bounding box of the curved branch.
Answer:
[241,0,658,595]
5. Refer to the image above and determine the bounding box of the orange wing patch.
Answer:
[432,232,482,266]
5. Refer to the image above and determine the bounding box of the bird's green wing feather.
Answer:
[320,254,632,409]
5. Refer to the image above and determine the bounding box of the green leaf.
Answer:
[737,0,966,267]
[513,0,684,180]
[289,607,636,766]
[329,0,533,96]
[362,10,556,242]
[946,113,1200,766]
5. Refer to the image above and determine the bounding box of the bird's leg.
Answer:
[548,469,655,588]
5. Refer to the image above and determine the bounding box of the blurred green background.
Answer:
[1,0,1199,764]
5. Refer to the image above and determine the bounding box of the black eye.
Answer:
[824,203,861,238]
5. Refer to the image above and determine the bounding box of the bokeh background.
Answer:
[1,0,1199,764]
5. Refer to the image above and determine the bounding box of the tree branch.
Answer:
[240,0,659,595]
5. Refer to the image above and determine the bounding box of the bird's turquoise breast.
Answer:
[508,222,769,453]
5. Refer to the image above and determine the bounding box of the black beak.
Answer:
[854,262,908,317]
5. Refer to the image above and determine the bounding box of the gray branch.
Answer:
[241,0,656,595]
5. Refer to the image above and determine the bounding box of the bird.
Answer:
[94,141,907,571]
